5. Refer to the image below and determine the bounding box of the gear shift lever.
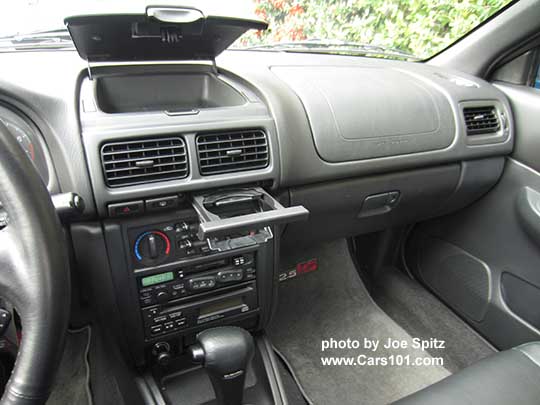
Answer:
[189,327,254,405]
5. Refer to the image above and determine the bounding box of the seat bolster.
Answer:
[514,342,540,368]
[393,342,540,405]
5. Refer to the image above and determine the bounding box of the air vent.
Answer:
[463,106,500,135]
[101,137,188,187]
[196,129,269,175]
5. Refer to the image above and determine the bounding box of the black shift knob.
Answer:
[189,327,254,405]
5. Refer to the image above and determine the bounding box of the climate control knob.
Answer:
[134,231,171,264]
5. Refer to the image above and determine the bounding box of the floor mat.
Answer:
[47,326,92,405]
[269,239,450,405]
[373,266,496,373]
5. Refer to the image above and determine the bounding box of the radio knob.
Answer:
[156,291,170,304]
[152,342,172,367]
[157,351,172,367]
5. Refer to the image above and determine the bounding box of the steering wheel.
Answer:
[0,121,70,404]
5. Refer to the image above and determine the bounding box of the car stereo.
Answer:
[136,251,257,339]
[141,283,257,338]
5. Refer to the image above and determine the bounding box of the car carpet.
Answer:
[268,239,450,405]
[372,266,496,374]
[47,326,92,405]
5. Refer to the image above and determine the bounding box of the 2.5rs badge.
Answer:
[279,258,318,282]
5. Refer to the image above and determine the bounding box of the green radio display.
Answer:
[141,272,174,287]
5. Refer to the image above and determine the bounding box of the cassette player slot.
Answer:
[193,258,228,272]
[198,296,247,324]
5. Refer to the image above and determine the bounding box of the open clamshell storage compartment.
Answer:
[66,6,267,114]
[191,187,309,248]
[95,71,247,114]
[65,7,268,63]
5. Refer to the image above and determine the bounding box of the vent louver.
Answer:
[196,129,269,175]
[101,137,188,187]
[463,106,500,135]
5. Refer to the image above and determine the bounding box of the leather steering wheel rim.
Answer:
[0,121,70,404]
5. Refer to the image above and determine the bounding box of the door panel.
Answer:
[496,83,540,171]
[407,83,540,349]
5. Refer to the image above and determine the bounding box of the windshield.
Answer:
[1,0,514,60]
[236,0,514,59]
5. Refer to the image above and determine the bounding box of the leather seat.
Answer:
[394,342,540,405]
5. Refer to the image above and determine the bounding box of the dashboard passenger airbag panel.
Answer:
[272,66,455,162]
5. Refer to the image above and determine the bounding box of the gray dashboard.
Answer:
[79,64,280,217]
[271,65,456,162]
[0,49,514,217]
[219,51,513,187]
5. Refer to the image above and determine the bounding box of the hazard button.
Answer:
[108,200,144,217]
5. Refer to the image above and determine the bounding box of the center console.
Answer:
[76,187,308,373]
[65,7,312,403]
[71,53,306,402]
[70,188,298,403]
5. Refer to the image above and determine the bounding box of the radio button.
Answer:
[143,307,160,325]
[188,276,217,291]
[217,269,244,283]
[140,295,156,306]
[172,288,187,299]
[164,322,175,331]
[233,256,246,266]
[148,308,159,316]
[171,289,186,299]
[156,291,170,304]
[153,315,167,324]
[168,311,183,320]
[175,318,187,328]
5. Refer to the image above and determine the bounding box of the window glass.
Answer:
[236,0,515,60]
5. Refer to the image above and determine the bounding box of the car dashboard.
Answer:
[0,40,515,402]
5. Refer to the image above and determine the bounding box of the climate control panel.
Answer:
[128,217,211,269]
